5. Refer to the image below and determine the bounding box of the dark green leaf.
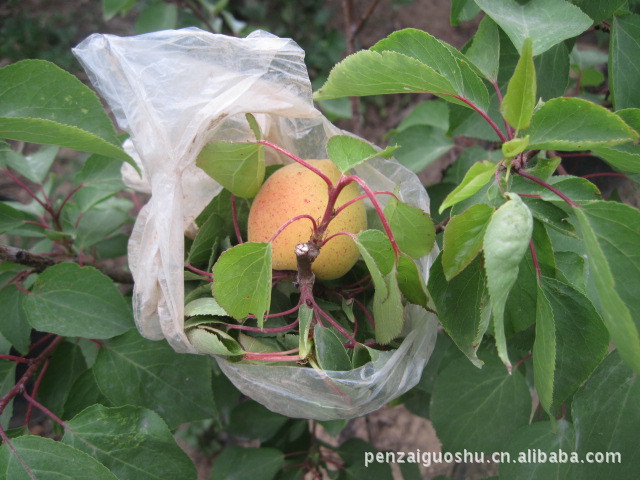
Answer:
[396,254,429,308]
[0,60,132,166]
[571,351,640,478]
[475,0,592,55]
[188,213,225,266]
[451,0,481,26]
[338,438,394,479]
[314,325,351,371]
[212,242,272,328]
[535,42,570,101]
[0,361,16,429]
[442,203,493,280]
[610,14,640,110]
[227,401,288,442]
[571,0,626,23]
[63,405,196,480]
[92,329,215,428]
[196,142,265,199]
[593,142,640,174]
[24,263,133,339]
[0,202,40,236]
[526,97,638,150]
[500,420,576,480]
[211,445,284,480]
[533,277,609,415]
[63,369,112,419]
[430,349,531,453]
[4,145,58,184]
[429,254,488,367]
[501,37,536,130]
[572,202,640,373]
[0,435,118,480]
[0,285,31,354]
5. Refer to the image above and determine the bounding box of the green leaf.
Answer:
[533,277,609,416]
[371,28,490,111]
[0,285,31,354]
[483,193,533,370]
[430,349,531,453]
[338,438,394,479]
[73,155,125,212]
[37,342,87,418]
[298,304,314,359]
[571,351,640,479]
[396,254,429,308]
[442,203,494,280]
[211,445,284,480]
[572,202,640,373]
[0,202,40,235]
[134,1,178,34]
[24,263,133,339]
[451,0,481,26]
[610,14,640,110]
[212,242,272,328]
[92,329,215,428]
[0,60,132,166]
[525,97,638,151]
[502,136,530,158]
[572,0,626,23]
[500,420,576,480]
[102,0,136,20]
[227,401,288,442]
[397,100,449,132]
[474,0,592,55]
[384,197,435,259]
[314,325,351,371]
[314,50,456,101]
[439,161,498,213]
[63,369,113,420]
[326,135,397,173]
[186,326,244,357]
[0,435,119,480]
[184,297,228,317]
[0,361,16,429]
[465,16,500,82]
[501,37,536,130]
[187,213,225,267]
[390,125,454,173]
[63,405,196,480]
[4,145,58,184]
[428,255,489,367]
[535,42,570,101]
[196,142,265,198]
[72,197,133,250]
[593,143,640,173]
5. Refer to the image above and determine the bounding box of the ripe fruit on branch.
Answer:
[247,159,367,280]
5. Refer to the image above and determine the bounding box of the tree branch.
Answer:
[0,244,134,284]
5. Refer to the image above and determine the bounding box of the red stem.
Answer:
[243,354,302,362]
[582,172,628,180]
[3,169,49,212]
[24,357,50,427]
[491,80,514,140]
[313,301,358,344]
[445,94,508,143]
[185,264,213,280]
[22,389,74,433]
[332,190,397,217]
[230,194,244,244]
[268,214,318,243]
[226,317,300,333]
[529,240,542,282]
[55,184,83,219]
[516,170,579,208]
[257,140,333,188]
[0,354,31,364]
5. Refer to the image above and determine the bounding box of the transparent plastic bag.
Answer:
[73,27,438,420]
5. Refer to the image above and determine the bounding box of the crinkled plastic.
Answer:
[73,28,438,420]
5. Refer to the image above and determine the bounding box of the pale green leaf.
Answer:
[326,135,397,173]
[501,37,536,130]
[465,16,500,82]
[384,197,435,259]
[439,160,498,213]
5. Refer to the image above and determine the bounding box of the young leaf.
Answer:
[24,263,133,339]
[501,136,530,158]
[525,97,638,151]
[430,349,531,453]
[439,161,498,213]
[610,14,640,110]
[533,277,609,416]
[475,0,592,55]
[196,141,265,198]
[501,37,536,130]
[92,329,215,428]
[483,193,533,371]
[442,203,494,280]
[428,254,489,367]
[571,351,640,479]
[63,405,196,480]
[465,16,500,82]
[0,436,119,479]
[212,242,272,328]
[384,197,435,259]
[0,60,133,167]
[326,135,397,173]
[210,446,284,480]
[314,325,351,371]
[572,202,640,373]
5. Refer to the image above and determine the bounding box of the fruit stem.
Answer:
[333,190,397,217]
[269,215,319,243]
[257,140,333,188]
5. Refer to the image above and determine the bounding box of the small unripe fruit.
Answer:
[247,159,367,280]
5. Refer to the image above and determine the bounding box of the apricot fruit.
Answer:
[247,159,367,280]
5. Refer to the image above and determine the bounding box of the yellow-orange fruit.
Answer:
[247,159,367,280]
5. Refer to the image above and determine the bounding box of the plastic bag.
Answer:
[73,27,438,420]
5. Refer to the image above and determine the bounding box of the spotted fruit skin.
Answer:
[247,159,367,280]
